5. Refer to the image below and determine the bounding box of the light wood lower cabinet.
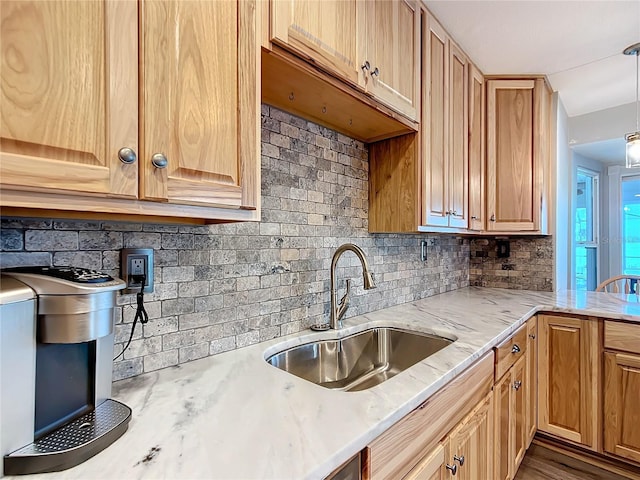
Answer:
[526,316,538,446]
[444,392,493,480]
[404,444,446,480]
[364,352,494,480]
[604,351,640,463]
[494,353,528,480]
[405,393,493,480]
[604,321,640,464]
[493,319,535,480]
[537,314,599,450]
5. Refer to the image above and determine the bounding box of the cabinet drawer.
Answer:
[604,321,640,354]
[494,323,527,381]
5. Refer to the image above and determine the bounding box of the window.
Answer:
[574,169,599,290]
[622,175,640,276]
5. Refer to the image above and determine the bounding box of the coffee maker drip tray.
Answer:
[3,399,132,475]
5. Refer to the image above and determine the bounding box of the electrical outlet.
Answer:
[120,248,154,294]
[130,257,146,276]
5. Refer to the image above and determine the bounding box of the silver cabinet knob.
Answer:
[371,67,380,77]
[490,214,496,222]
[361,60,370,72]
[151,153,168,169]
[446,464,457,475]
[454,455,465,466]
[471,215,478,220]
[529,334,536,339]
[118,147,137,165]
[513,380,522,391]
[451,210,458,216]
[512,344,521,354]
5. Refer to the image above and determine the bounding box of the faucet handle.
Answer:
[337,279,352,322]
[340,279,352,305]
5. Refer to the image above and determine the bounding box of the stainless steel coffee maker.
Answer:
[0,267,130,476]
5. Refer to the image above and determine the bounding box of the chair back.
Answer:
[596,275,640,300]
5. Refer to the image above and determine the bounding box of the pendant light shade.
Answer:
[624,42,640,168]
[626,132,640,168]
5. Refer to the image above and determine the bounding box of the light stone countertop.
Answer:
[14,287,640,480]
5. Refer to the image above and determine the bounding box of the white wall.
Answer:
[568,101,637,145]
[554,94,570,292]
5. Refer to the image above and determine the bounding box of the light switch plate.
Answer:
[120,248,154,294]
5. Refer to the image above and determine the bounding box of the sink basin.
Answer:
[266,327,454,392]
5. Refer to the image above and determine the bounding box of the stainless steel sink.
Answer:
[266,327,454,392]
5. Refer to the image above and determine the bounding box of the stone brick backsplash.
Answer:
[469,236,553,291]
[0,105,470,381]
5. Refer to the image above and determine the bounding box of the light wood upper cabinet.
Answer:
[269,0,359,84]
[267,0,419,121]
[538,314,600,450]
[422,15,448,227]
[1,0,260,222]
[486,78,550,232]
[468,64,485,231]
[447,42,469,229]
[359,0,420,121]
[0,0,138,198]
[422,14,468,229]
[141,0,258,210]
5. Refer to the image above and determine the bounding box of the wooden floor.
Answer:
[514,445,632,480]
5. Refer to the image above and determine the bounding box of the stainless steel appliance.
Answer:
[0,267,130,476]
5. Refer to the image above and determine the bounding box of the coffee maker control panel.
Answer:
[7,266,112,284]
[3,267,126,294]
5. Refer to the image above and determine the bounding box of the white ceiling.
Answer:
[424,0,640,117]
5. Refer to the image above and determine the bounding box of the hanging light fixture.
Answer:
[624,42,640,168]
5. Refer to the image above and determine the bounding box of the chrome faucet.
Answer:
[329,243,376,329]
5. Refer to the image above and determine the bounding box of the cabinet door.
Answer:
[468,64,485,231]
[486,79,543,231]
[0,0,138,198]
[422,14,449,227]
[447,41,468,229]
[525,316,538,447]
[604,351,640,463]
[538,315,599,449]
[447,393,493,480]
[141,0,259,210]
[512,355,527,472]
[494,371,512,480]
[405,444,445,480]
[361,0,420,121]
[270,0,359,85]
